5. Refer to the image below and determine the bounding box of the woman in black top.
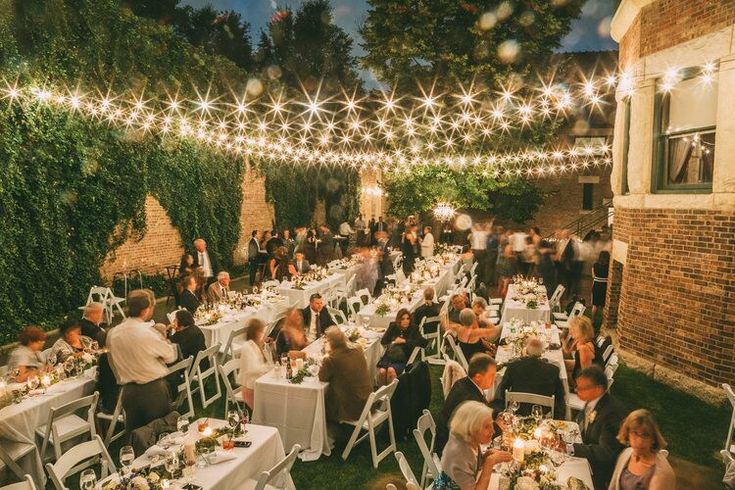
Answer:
[591,250,610,318]
[377,309,427,385]
[304,228,318,265]
[401,224,418,276]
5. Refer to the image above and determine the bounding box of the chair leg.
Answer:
[367,418,379,469]
[341,425,362,461]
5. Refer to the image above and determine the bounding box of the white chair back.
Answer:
[418,315,442,361]
[570,302,586,318]
[167,356,194,419]
[167,308,186,326]
[469,261,478,277]
[189,344,222,409]
[394,451,418,486]
[253,444,301,490]
[505,390,555,418]
[38,392,99,464]
[0,475,36,490]
[327,307,347,325]
[45,436,115,490]
[355,288,372,305]
[443,332,468,372]
[346,296,363,320]
[223,325,249,360]
[549,284,565,310]
[97,387,126,445]
[724,384,735,464]
[0,440,36,483]
[601,344,614,365]
[218,358,246,418]
[413,410,440,488]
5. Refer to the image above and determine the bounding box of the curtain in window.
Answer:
[669,138,694,184]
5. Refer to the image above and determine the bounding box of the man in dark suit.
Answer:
[80,302,109,346]
[374,232,394,295]
[368,217,377,245]
[294,251,311,275]
[248,230,263,285]
[493,337,566,417]
[566,365,627,490]
[179,275,201,314]
[170,309,208,371]
[317,225,335,265]
[436,354,497,455]
[192,238,219,287]
[302,293,335,342]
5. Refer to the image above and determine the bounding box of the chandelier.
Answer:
[433,202,456,222]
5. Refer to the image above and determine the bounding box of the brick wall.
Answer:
[603,259,623,327]
[620,0,735,66]
[613,206,735,387]
[233,167,275,265]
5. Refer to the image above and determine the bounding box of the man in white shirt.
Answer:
[207,271,230,303]
[469,223,489,284]
[193,238,217,286]
[338,220,353,256]
[294,251,311,275]
[107,289,179,431]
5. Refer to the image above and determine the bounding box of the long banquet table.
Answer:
[276,265,359,309]
[251,326,382,462]
[199,298,291,349]
[499,284,552,325]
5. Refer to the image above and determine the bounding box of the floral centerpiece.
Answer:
[292,266,331,289]
[503,320,554,358]
[511,276,547,307]
[194,304,225,326]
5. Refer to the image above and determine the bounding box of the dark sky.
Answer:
[182,0,618,86]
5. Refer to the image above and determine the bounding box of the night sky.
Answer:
[181,0,618,86]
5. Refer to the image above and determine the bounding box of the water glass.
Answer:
[119,446,134,474]
[531,405,543,423]
[164,451,179,477]
[80,469,96,490]
[227,410,240,429]
[177,415,190,434]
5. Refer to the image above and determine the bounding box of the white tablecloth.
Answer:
[123,419,293,490]
[500,284,551,324]
[277,273,345,308]
[302,326,383,383]
[488,457,593,489]
[199,299,291,349]
[0,372,97,486]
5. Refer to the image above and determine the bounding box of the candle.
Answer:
[162,480,170,489]
[539,464,549,475]
[296,358,304,371]
[202,427,214,437]
[183,436,196,465]
[512,438,525,463]
[41,375,51,388]
[534,427,543,440]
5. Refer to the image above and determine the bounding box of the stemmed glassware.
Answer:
[119,446,134,476]
[177,415,190,434]
[80,469,96,490]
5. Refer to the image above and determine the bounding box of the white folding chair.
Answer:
[189,344,222,409]
[218,358,247,418]
[443,332,468,372]
[413,410,441,488]
[0,475,36,490]
[346,296,363,321]
[45,436,115,490]
[167,308,186,325]
[394,451,419,487]
[341,379,399,468]
[505,391,555,418]
[469,261,478,278]
[96,387,126,446]
[355,288,373,305]
[0,440,37,484]
[266,314,287,339]
[601,344,614,365]
[723,384,735,464]
[223,326,249,361]
[36,392,99,465]
[565,364,617,418]
[248,444,301,490]
[549,284,565,312]
[555,302,586,329]
[327,307,347,325]
[78,287,125,325]
[418,315,442,361]
[168,356,195,419]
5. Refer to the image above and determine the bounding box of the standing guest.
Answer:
[50,319,94,364]
[555,229,575,295]
[510,229,529,274]
[179,275,201,314]
[304,228,318,265]
[7,326,48,382]
[434,401,512,489]
[368,216,377,245]
[609,409,676,490]
[248,230,263,285]
[375,216,387,234]
[192,238,217,286]
[564,366,627,490]
[436,354,497,455]
[178,253,195,275]
[420,225,435,258]
[592,251,610,319]
[302,293,335,342]
[377,309,427,386]
[260,230,272,259]
[294,227,308,254]
[522,235,538,276]
[354,213,366,246]
[170,309,207,371]
[107,289,178,432]
[496,244,517,299]
[294,251,311,275]
[319,327,372,424]
[564,316,603,386]
[401,224,418,275]
[275,308,310,357]
[338,219,353,256]
[266,230,283,257]
[528,226,542,247]
[486,226,500,287]
[374,231,394,295]
[469,224,489,285]
[317,225,335,265]
[414,287,441,334]
[440,223,454,244]
[282,229,296,258]
[207,271,231,303]
[80,302,108,346]
[238,318,275,409]
[537,240,558,298]
[492,337,566,417]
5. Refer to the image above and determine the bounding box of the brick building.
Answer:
[607,0,735,400]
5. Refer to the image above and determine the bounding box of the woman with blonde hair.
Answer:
[608,409,675,490]
[434,401,512,489]
[238,318,275,408]
[563,315,602,387]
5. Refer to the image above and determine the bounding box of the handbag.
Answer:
[386,344,407,363]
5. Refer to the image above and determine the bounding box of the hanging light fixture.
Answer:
[433,202,456,222]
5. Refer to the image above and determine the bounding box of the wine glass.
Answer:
[177,415,190,434]
[80,469,96,490]
[531,405,543,423]
[164,451,179,478]
[119,446,134,475]
[240,409,250,432]
[509,400,520,415]
[158,432,171,447]
[227,410,240,429]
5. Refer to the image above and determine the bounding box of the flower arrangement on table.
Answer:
[332,255,364,270]
[372,286,415,316]
[503,320,554,358]
[288,357,317,384]
[102,468,171,490]
[291,267,331,289]
[194,304,225,326]
[511,276,548,307]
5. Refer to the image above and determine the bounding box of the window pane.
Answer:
[666,131,715,185]
[582,183,594,210]
[668,76,718,132]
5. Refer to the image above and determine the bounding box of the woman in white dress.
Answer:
[420,225,435,258]
[238,318,275,409]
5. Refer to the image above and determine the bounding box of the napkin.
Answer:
[145,445,170,460]
[205,451,237,465]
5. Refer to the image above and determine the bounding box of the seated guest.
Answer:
[178,253,195,275]
[448,293,467,324]
[436,354,497,455]
[275,308,310,357]
[471,298,495,330]
[80,302,108,346]
[564,366,627,490]
[170,309,207,370]
[443,309,498,362]
[294,251,311,275]
[564,316,603,388]
[318,327,372,424]
[302,293,335,342]
[609,409,675,490]
[179,275,201,313]
[493,337,566,417]
[7,326,48,382]
[238,319,275,409]
[107,289,178,431]
[377,309,427,386]
[434,401,512,489]
[51,319,95,364]
[272,246,297,281]
[413,287,441,334]
[207,271,231,303]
